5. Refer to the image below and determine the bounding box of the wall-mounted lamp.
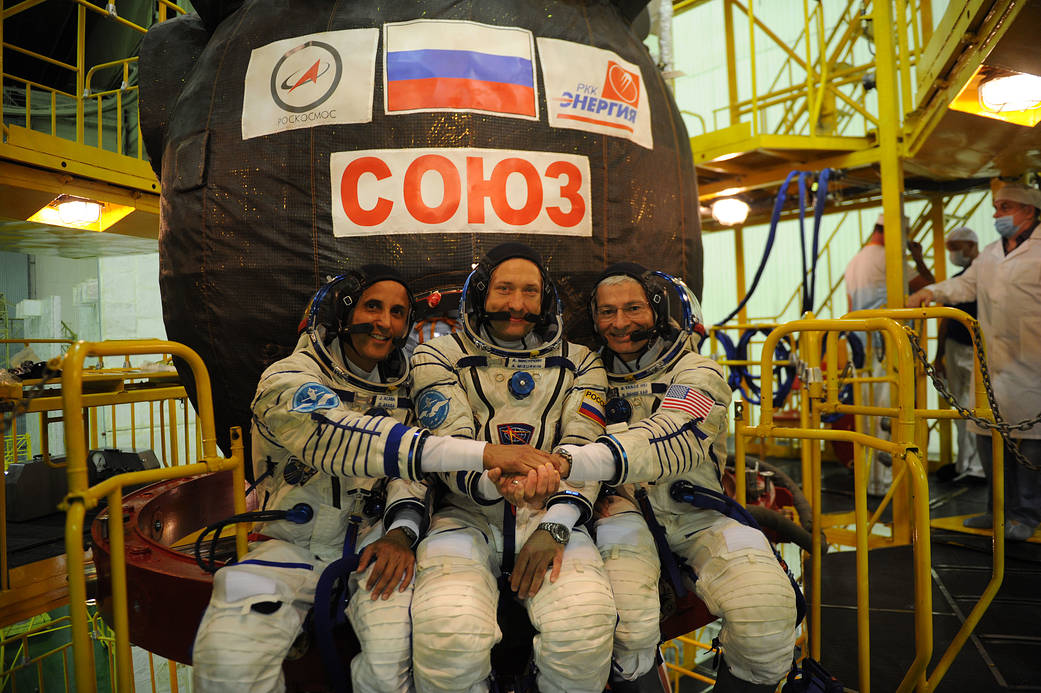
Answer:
[710,197,750,226]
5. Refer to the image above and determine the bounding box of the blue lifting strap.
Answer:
[635,487,688,599]
[312,516,362,693]
[668,480,807,626]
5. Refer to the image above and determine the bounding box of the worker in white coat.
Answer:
[909,183,1041,541]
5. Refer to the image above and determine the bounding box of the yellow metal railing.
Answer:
[731,312,1003,693]
[0,347,220,689]
[1,0,186,160]
[61,339,247,693]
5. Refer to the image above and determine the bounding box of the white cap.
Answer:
[946,226,978,244]
[874,212,910,229]
[994,183,1041,210]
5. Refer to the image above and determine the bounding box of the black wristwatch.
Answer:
[394,525,418,548]
[536,521,570,545]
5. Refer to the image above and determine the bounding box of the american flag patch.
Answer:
[660,384,715,419]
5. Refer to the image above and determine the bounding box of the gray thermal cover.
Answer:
[139,1,702,454]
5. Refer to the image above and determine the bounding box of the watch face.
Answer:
[541,522,569,544]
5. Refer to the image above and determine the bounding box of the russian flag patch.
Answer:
[383,20,538,120]
[578,390,606,427]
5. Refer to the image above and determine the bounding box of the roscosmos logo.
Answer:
[269,40,342,113]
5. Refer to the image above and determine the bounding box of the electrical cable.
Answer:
[193,503,314,573]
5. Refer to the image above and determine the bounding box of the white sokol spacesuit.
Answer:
[408,244,616,693]
[562,265,798,692]
[193,269,438,693]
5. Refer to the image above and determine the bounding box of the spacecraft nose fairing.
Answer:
[140,1,701,454]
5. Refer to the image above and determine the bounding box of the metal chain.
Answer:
[0,360,62,437]
[903,324,1041,472]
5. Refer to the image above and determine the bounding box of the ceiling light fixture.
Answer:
[711,198,750,226]
[978,73,1041,113]
[950,67,1041,127]
[57,198,103,225]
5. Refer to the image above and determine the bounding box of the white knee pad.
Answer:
[347,563,415,693]
[687,520,796,685]
[527,532,616,693]
[192,541,318,693]
[411,530,501,693]
[595,512,660,680]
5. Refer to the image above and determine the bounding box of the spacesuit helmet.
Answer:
[459,242,563,356]
[590,262,705,378]
[301,265,415,389]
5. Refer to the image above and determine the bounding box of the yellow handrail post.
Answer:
[801,329,825,661]
[851,358,871,693]
[107,487,133,692]
[61,341,97,692]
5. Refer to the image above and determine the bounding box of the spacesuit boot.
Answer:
[712,659,778,693]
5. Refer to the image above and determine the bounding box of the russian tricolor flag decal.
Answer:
[383,20,538,120]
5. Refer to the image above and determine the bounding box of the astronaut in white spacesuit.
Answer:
[408,243,617,693]
[192,265,551,693]
[558,264,799,693]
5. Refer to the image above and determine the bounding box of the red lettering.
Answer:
[467,157,494,224]
[545,161,585,228]
[490,158,542,226]
[341,157,393,226]
[403,155,460,224]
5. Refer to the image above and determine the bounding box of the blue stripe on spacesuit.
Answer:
[236,559,314,571]
[407,430,425,480]
[598,433,628,485]
[355,415,382,476]
[383,422,409,477]
[545,489,593,524]
[467,471,502,506]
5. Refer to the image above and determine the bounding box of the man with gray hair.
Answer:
[909,183,1041,541]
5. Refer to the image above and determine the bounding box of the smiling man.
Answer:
[408,243,616,693]
[557,264,798,693]
[192,265,551,693]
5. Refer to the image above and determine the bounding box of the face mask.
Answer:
[948,250,972,267]
[995,215,1019,238]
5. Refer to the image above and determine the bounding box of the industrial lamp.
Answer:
[28,194,133,231]
[57,197,103,225]
[710,197,750,226]
[950,66,1041,127]
[978,73,1041,113]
